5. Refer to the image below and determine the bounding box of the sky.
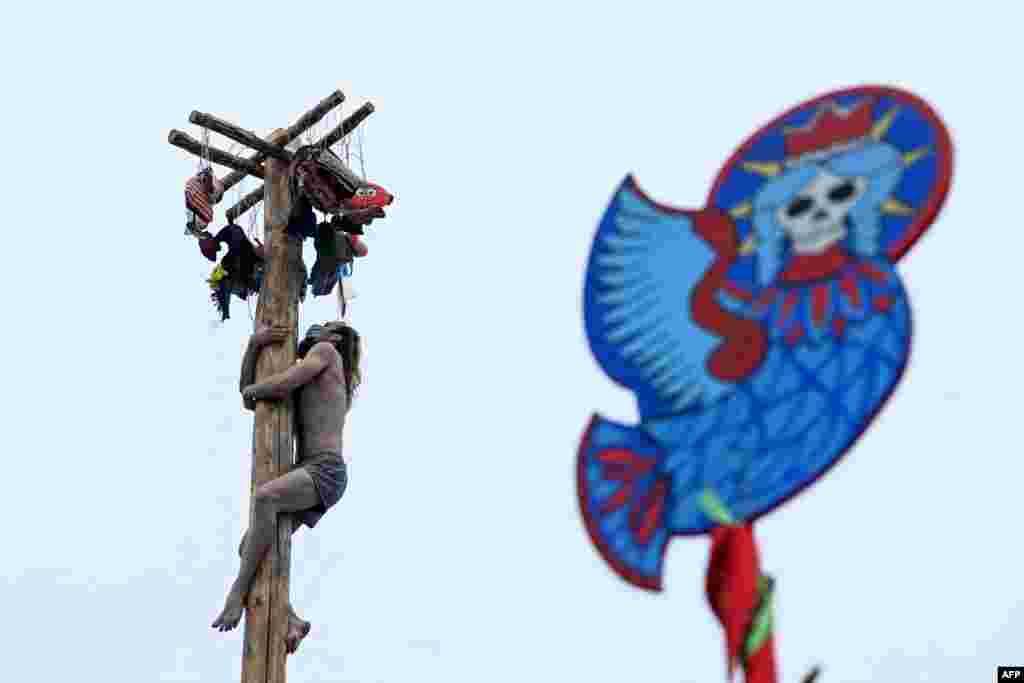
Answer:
[3,1,1022,681]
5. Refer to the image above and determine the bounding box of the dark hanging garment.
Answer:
[198,235,221,262]
[285,193,319,240]
[310,221,354,297]
[333,213,366,235]
[288,144,363,214]
[215,223,263,297]
[205,224,267,321]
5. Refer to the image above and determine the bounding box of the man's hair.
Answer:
[298,321,362,402]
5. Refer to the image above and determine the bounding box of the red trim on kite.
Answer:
[722,281,755,302]
[601,485,631,514]
[755,287,778,313]
[576,416,665,592]
[777,291,800,330]
[858,261,890,284]
[780,244,849,283]
[706,84,954,266]
[811,285,830,328]
[623,179,769,384]
[840,271,862,310]
[631,478,669,546]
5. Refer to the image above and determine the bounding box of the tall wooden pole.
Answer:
[242,129,301,683]
[168,90,374,680]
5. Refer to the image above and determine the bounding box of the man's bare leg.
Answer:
[286,606,311,654]
[212,468,319,631]
[236,520,312,654]
[238,517,302,557]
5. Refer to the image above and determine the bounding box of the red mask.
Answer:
[342,183,394,211]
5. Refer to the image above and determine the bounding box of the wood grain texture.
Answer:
[241,130,299,683]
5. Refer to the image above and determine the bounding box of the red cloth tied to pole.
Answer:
[702,492,778,683]
[745,632,778,683]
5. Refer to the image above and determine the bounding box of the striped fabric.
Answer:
[184,171,225,230]
[185,174,214,226]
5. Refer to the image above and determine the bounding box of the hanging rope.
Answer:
[200,125,212,174]
[356,123,367,181]
[246,202,262,323]
[231,176,257,325]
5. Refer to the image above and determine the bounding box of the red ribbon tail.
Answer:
[744,634,778,683]
[705,521,778,683]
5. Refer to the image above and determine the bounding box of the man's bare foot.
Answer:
[285,614,311,655]
[212,591,245,632]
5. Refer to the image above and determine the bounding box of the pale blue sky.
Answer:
[3,2,1022,681]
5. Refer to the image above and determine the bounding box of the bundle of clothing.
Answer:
[203,223,308,322]
[288,144,364,214]
[184,168,224,236]
[287,196,370,297]
[187,146,393,320]
[284,144,391,300]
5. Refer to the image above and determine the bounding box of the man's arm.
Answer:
[239,338,261,395]
[243,343,331,402]
[240,323,289,408]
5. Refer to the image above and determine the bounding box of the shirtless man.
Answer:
[212,320,362,655]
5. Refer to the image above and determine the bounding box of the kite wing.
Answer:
[583,177,739,417]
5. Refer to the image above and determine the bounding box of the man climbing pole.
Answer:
[212,320,362,655]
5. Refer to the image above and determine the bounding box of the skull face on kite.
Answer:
[577,88,953,592]
[776,171,864,254]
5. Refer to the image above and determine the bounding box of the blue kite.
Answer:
[577,86,954,681]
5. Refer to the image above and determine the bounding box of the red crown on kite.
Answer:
[783,98,874,160]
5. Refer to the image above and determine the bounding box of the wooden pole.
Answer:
[168,91,363,682]
[242,129,300,683]
[218,90,346,194]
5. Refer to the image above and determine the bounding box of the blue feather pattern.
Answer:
[579,180,911,588]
